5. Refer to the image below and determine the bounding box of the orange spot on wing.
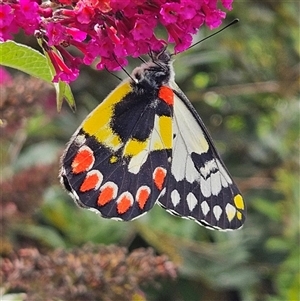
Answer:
[136,186,150,209]
[158,86,174,105]
[72,147,94,174]
[153,167,166,190]
[80,171,102,192]
[117,193,133,214]
[98,185,115,206]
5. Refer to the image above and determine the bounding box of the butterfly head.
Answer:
[131,50,175,89]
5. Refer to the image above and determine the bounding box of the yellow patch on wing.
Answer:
[152,115,172,150]
[82,81,132,150]
[127,114,173,174]
[236,211,243,220]
[110,155,118,163]
[234,194,245,210]
[124,138,148,157]
[158,115,172,149]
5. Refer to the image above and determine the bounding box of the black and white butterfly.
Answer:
[60,49,246,231]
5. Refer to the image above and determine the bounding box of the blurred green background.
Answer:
[1,1,299,301]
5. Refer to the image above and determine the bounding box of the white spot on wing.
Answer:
[225,203,237,222]
[201,201,210,215]
[213,205,223,221]
[128,149,148,174]
[74,134,86,146]
[210,171,222,196]
[200,176,211,198]
[171,189,180,207]
[187,192,198,212]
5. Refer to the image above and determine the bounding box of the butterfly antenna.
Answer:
[105,66,123,81]
[185,18,239,52]
[138,56,147,64]
[111,53,137,82]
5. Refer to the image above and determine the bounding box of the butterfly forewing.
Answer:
[60,80,173,220]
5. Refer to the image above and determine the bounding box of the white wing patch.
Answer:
[186,192,198,211]
[225,203,237,222]
[128,149,149,174]
[128,114,170,174]
[200,176,211,198]
[210,171,222,196]
[213,205,223,221]
[170,90,234,201]
[171,189,181,207]
[201,201,210,215]
[172,93,209,182]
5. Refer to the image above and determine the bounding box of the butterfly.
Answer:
[59,50,246,230]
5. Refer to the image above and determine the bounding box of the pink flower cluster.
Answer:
[0,0,233,83]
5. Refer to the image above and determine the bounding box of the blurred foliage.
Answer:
[1,1,299,301]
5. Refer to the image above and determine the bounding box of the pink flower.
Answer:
[160,3,181,25]
[14,0,41,35]
[46,47,80,83]
[0,4,14,28]
[1,0,235,83]
[46,23,66,46]
[222,0,233,10]
[131,17,157,40]
[96,56,128,71]
[46,23,87,46]
[0,4,18,40]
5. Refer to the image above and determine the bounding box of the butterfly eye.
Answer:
[156,50,171,64]
[134,72,142,82]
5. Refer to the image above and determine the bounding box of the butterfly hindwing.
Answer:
[60,81,173,220]
[157,86,245,230]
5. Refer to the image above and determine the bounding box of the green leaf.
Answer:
[0,40,75,111]
[64,84,76,111]
[0,40,52,82]
[55,80,76,112]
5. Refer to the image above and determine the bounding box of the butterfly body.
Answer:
[60,51,246,230]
